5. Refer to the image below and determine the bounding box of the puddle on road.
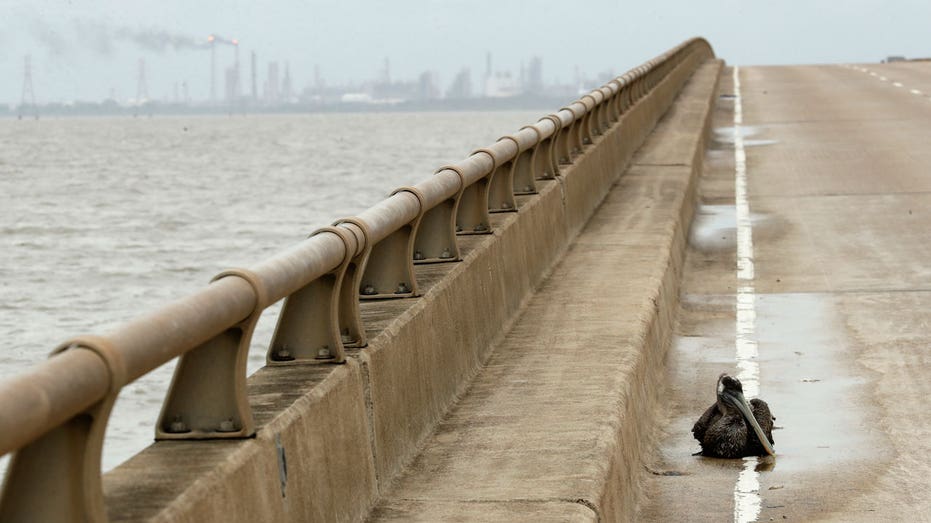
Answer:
[742,139,779,147]
[668,295,859,468]
[713,126,780,148]
[642,291,877,521]
[714,126,765,140]
[689,205,772,252]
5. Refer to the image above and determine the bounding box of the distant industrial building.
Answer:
[265,62,280,104]
[526,56,544,94]
[11,39,590,114]
[418,71,441,101]
[481,52,542,98]
[446,68,472,99]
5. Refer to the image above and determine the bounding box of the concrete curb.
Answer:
[595,61,723,520]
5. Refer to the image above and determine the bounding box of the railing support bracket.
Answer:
[356,188,425,299]
[155,269,264,440]
[266,226,357,364]
[0,335,124,523]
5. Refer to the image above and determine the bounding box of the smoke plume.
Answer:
[31,19,234,56]
[29,20,70,56]
[112,27,214,52]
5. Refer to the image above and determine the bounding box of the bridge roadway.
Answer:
[9,49,928,522]
[640,63,931,521]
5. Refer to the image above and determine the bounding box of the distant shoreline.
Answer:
[4,95,575,119]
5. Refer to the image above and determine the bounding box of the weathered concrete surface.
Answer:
[369,61,722,522]
[101,50,716,522]
[106,361,377,522]
[640,62,931,521]
[372,500,596,522]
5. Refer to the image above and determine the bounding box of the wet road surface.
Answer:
[639,63,931,521]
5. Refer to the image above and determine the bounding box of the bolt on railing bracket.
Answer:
[155,268,264,440]
[356,188,425,299]
[414,171,464,264]
[266,226,357,365]
[0,335,124,523]
[473,148,517,213]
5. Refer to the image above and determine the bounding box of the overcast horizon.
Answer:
[3,0,930,104]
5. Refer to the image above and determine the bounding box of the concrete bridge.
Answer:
[2,38,930,522]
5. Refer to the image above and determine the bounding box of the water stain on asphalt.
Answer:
[689,204,775,252]
[755,293,871,470]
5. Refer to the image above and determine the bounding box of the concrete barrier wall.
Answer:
[102,52,717,522]
[594,62,723,519]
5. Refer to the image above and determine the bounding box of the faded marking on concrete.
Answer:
[840,65,930,105]
[735,457,761,522]
[732,65,762,523]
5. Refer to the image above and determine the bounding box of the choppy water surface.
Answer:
[0,111,538,470]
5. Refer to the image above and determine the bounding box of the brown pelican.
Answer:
[692,374,775,458]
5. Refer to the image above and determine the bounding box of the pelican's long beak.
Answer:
[723,390,775,456]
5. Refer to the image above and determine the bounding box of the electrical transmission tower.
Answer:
[134,58,150,117]
[19,55,38,120]
[136,58,149,103]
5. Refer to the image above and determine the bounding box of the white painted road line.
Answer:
[732,66,762,523]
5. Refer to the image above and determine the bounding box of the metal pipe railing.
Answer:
[0,37,715,521]
[0,347,110,454]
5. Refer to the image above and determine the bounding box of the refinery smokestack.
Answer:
[209,34,216,104]
[233,39,240,99]
[251,51,257,101]
[136,58,148,103]
[19,55,38,120]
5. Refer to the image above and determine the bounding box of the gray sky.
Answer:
[2,0,929,104]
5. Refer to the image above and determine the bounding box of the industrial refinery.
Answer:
[8,32,616,117]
